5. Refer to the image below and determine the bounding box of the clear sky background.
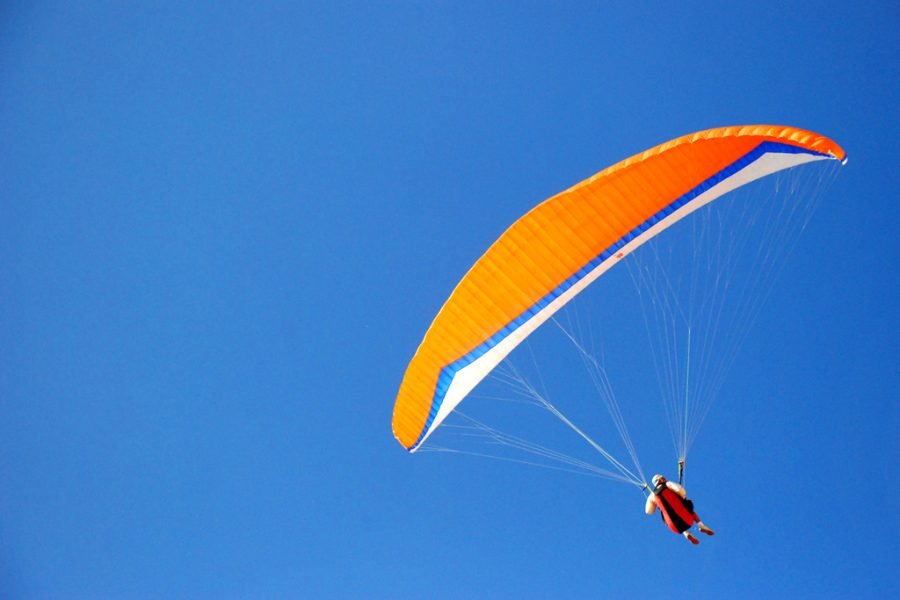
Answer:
[1,2,897,599]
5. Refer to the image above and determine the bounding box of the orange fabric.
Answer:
[392,125,844,449]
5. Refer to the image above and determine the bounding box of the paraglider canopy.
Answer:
[392,125,845,453]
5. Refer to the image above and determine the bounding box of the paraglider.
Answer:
[391,125,845,540]
[645,474,714,545]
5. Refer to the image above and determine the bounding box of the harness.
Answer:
[653,483,695,534]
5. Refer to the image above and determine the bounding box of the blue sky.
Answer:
[1,2,897,598]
